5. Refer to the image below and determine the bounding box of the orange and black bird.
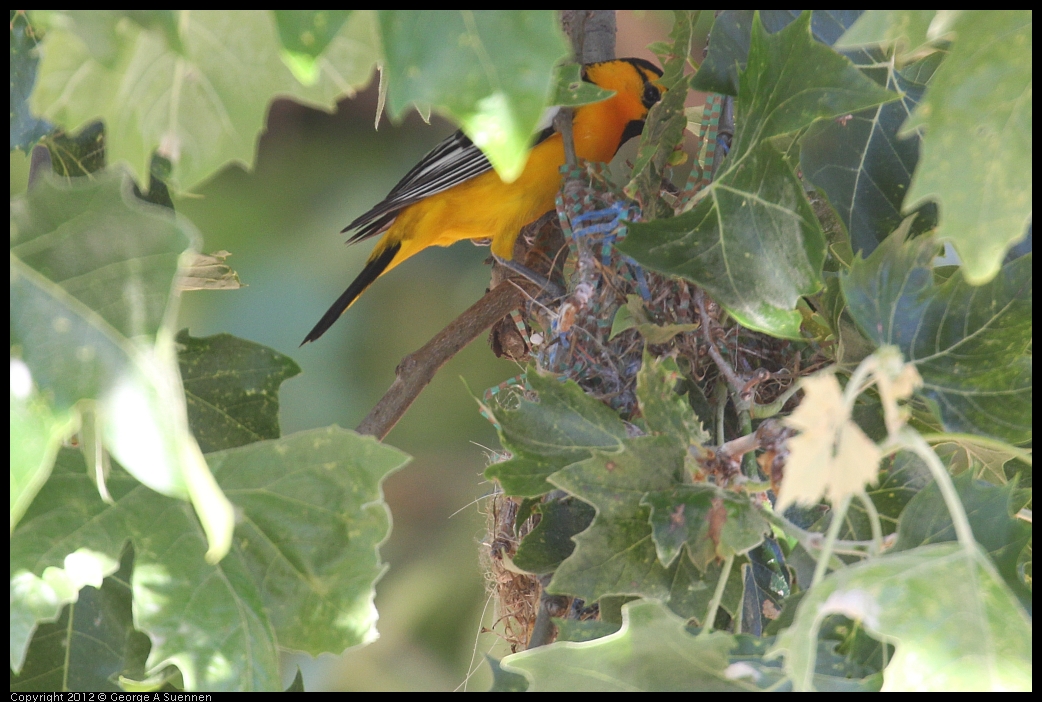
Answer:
[302,57,663,345]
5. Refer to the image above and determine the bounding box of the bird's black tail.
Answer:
[300,242,401,345]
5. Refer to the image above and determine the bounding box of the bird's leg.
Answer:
[492,254,565,298]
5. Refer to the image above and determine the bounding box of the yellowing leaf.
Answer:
[777,372,882,510]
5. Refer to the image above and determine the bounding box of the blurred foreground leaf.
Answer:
[772,543,1031,691]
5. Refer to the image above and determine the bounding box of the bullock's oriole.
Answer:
[302,57,664,345]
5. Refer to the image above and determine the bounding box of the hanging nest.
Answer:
[479,489,541,653]
[479,153,835,646]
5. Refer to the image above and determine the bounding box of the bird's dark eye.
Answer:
[642,82,662,109]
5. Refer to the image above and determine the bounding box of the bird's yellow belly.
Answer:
[378,139,568,272]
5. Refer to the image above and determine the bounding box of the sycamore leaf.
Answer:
[841,230,1032,443]
[512,498,595,574]
[635,351,710,450]
[487,656,530,692]
[901,10,1032,284]
[273,10,353,85]
[621,12,897,338]
[502,600,745,691]
[379,10,568,181]
[32,10,380,191]
[176,331,301,453]
[11,548,139,692]
[826,450,933,543]
[643,485,768,569]
[547,436,684,603]
[10,377,79,532]
[837,10,961,61]
[692,11,866,95]
[772,543,1031,691]
[10,428,408,690]
[930,437,1030,486]
[776,372,882,511]
[801,51,939,256]
[484,369,627,496]
[503,599,878,691]
[11,168,233,561]
[544,436,744,624]
[894,472,1032,610]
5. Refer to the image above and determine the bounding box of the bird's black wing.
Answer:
[343,130,494,243]
[343,125,557,244]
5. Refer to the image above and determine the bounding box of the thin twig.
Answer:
[696,289,747,402]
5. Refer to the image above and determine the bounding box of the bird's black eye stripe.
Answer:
[642,82,662,109]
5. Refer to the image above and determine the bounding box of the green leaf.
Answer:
[901,11,1032,284]
[486,655,529,692]
[609,295,699,343]
[837,10,958,59]
[500,370,628,459]
[485,455,566,498]
[10,380,78,532]
[620,140,821,338]
[273,11,352,85]
[546,436,684,603]
[894,472,1032,609]
[644,485,768,569]
[692,11,866,95]
[727,631,883,691]
[667,556,746,625]
[730,11,898,165]
[32,10,380,191]
[553,618,620,643]
[177,330,301,453]
[10,11,55,151]
[10,428,409,690]
[801,52,939,256]
[502,600,743,691]
[11,547,136,692]
[828,450,933,544]
[544,436,745,623]
[636,351,710,449]
[379,10,568,181]
[550,63,615,107]
[841,230,1032,443]
[205,427,409,656]
[621,13,896,338]
[10,450,127,673]
[11,168,234,561]
[772,543,1032,691]
[484,369,628,496]
[512,498,595,574]
[930,435,1030,485]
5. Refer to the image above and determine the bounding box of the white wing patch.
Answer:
[344,123,558,244]
[344,130,494,242]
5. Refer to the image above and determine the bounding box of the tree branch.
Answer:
[355,280,529,439]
